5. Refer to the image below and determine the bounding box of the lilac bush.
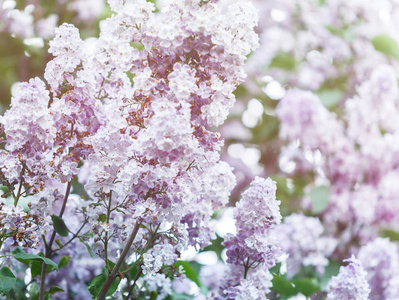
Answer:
[2,0,399,299]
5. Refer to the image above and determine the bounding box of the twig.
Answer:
[97,221,141,300]
[39,181,72,300]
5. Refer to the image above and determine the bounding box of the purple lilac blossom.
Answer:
[216,177,281,299]
[358,238,399,300]
[327,255,370,300]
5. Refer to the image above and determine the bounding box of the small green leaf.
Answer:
[97,213,107,223]
[51,215,69,237]
[270,52,296,70]
[79,238,95,257]
[320,261,340,291]
[31,260,43,278]
[381,229,399,242]
[202,235,224,261]
[372,35,399,60]
[12,248,30,267]
[55,239,63,248]
[271,274,297,298]
[29,282,39,300]
[58,256,71,269]
[106,277,120,297]
[88,272,107,298]
[46,286,64,295]
[0,266,17,295]
[292,278,320,297]
[317,88,343,108]
[173,261,201,287]
[310,185,330,214]
[150,290,158,300]
[14,252,58,270]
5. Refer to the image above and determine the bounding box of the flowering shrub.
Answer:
[2,0,399,299]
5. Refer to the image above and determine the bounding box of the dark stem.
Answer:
[126,264,143,299]
[104,192,113,271]
[97,221,141,300]
[39,181,72,300]
[13,165,25,207]
[243,257,250,280]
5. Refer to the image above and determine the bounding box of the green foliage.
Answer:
[51,215,69,237]
[202,234,224,261]
[0,266,17,295]
[173,261,201,287]
[58,256,72,269]
[317,88,343,108]
[88,270,120,298]
[29,282,39,300]
[310,185,330,214]
[292,278,320,297]
[381,229,399,241]
[88,272,106,298]
[270,52,296,70]
[271,273,321,298]
[372,35,399,60]
[13,249,58,270]
[320,261,340,291]
[271,274,297,298]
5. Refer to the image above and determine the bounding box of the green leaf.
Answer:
[317,88,343,108]
[320,261,340,291]
[88,271,120,298]
[381,229,399,242]
[107,277,120,297]
[12,248,30,267]
[79,238,95,257]
[88,272,107,298]
[202,234,224,261]
[292,278,320,297]
[0,266,17,295]
[31,259,43,278]
[58,256,72,269]
[98,213,107,223]
[270,52,296,70]
[271,274,297,298]
[310,185,330,214]
[372,35,399,60]
[55,239,63,248]
[51,215,69,237]
[46,286,64,295]
[13,252,58,270]
[29,282,39,300]
[173,261,201,287]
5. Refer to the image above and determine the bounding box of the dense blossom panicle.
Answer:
[0,78,55,190]
[235,176,281,230]
[327,255,371,300]
[224,177,281,266]
[217,177,281,299]
[45,23,84,91]
[276,213,337,277]
[358,238,399,300]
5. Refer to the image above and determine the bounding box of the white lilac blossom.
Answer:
[358,238,399,300]
[327,255,370,300]
[275,213,337,277]
[216,177,281,299]
[143,273,172,300]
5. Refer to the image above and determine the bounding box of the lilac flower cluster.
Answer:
[327,255,370,300]
[275,213,337,277]
[0,0,260,298]
[216,177,281,299]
